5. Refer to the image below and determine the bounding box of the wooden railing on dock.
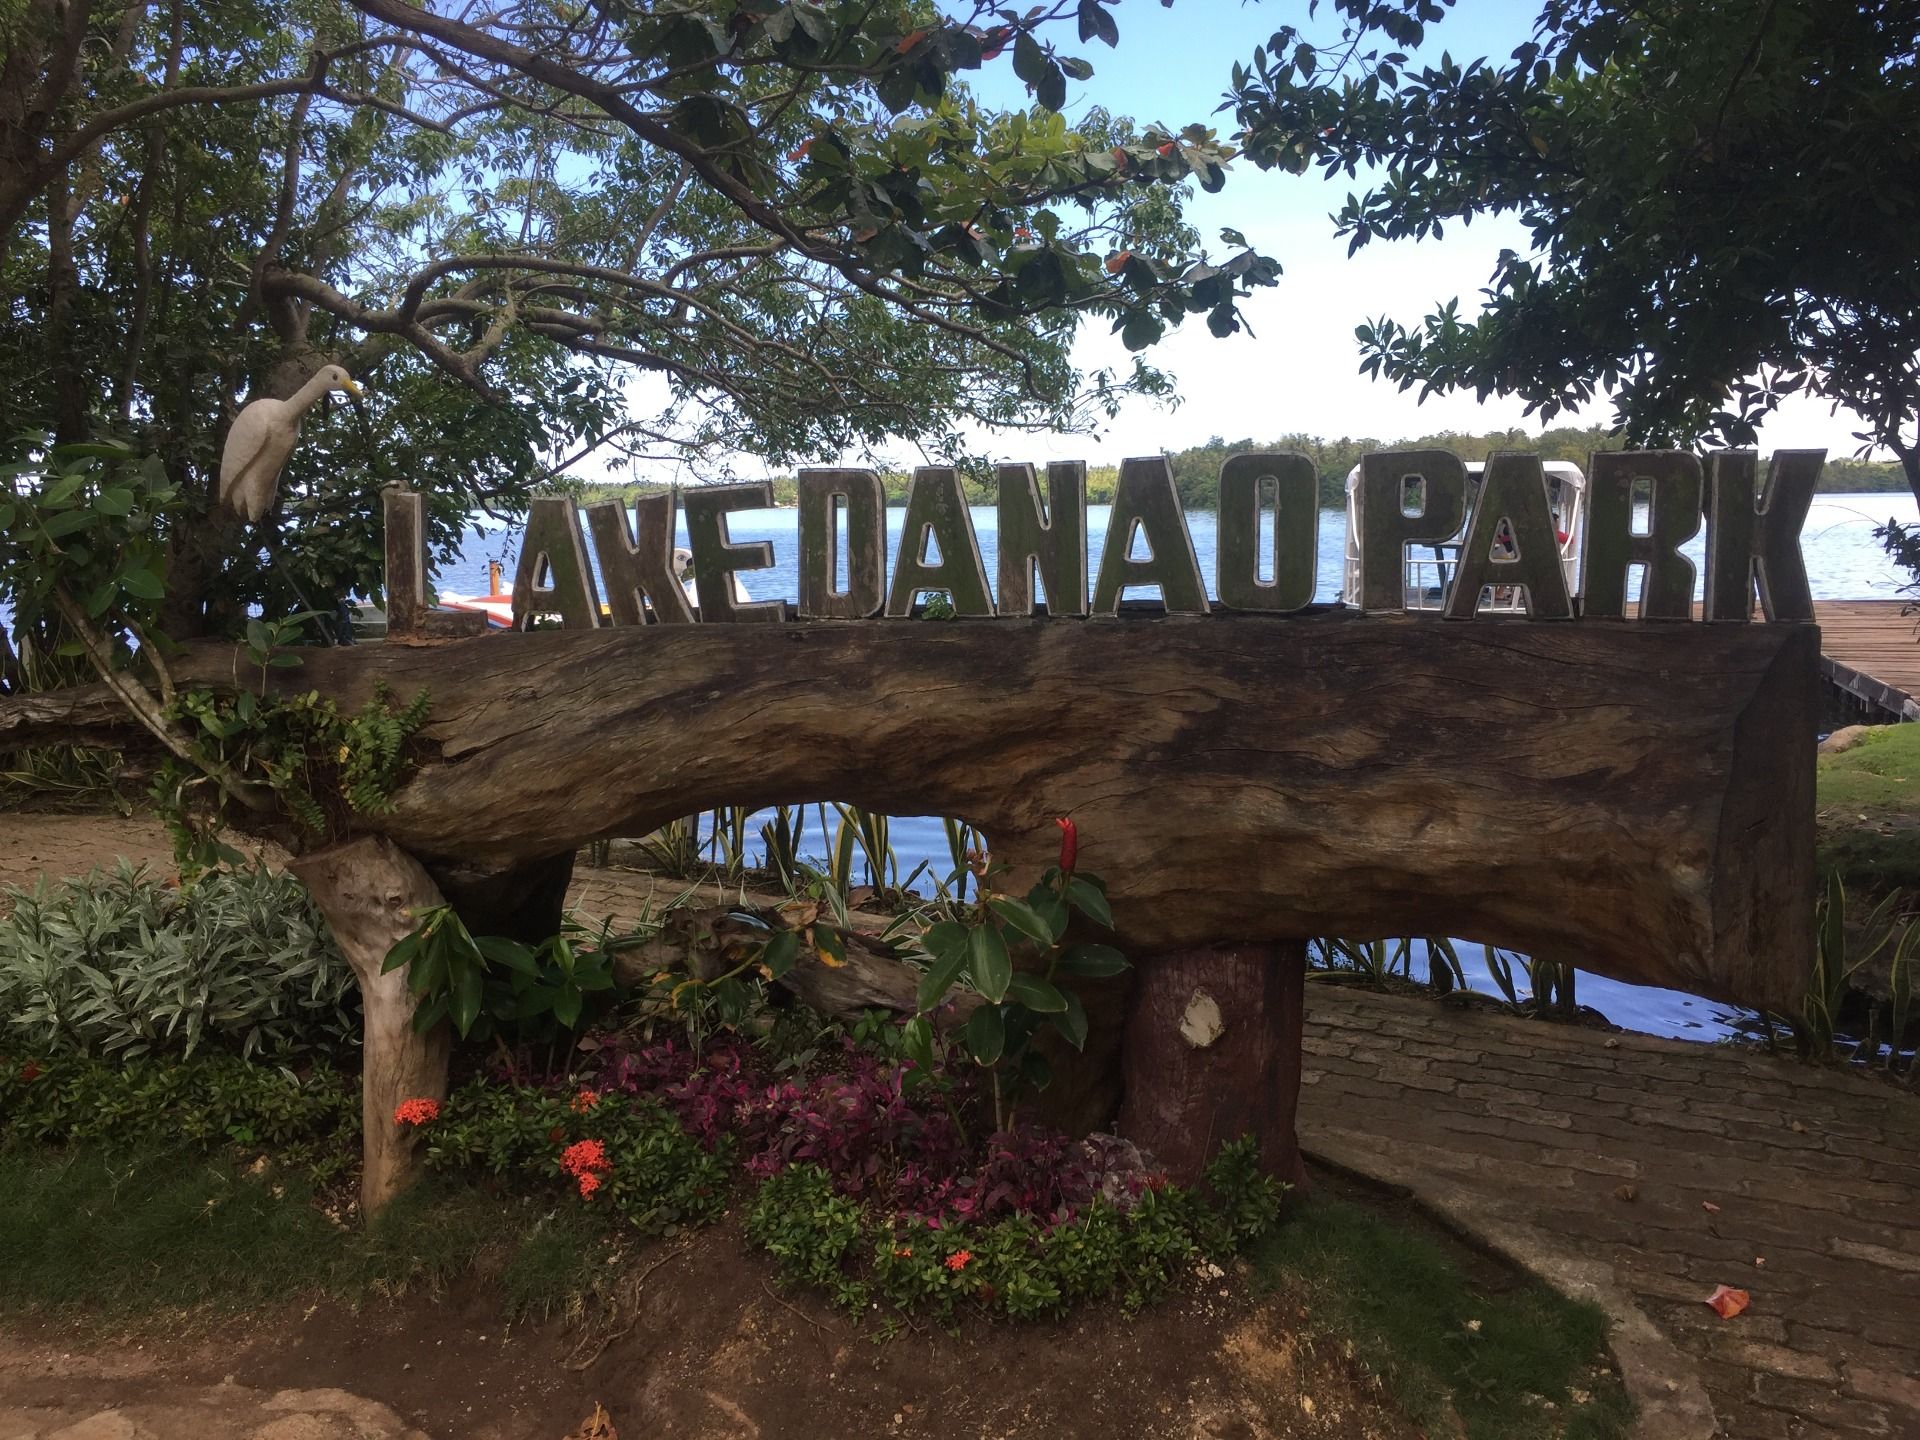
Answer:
[1812,600,1920,721]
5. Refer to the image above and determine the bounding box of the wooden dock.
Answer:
[1813,599,1920,721]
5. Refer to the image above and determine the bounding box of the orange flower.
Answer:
[570,1089,601,1114]
[393,1097,440,1126]
[945,1249,972,1272]
[560,1138,611,1177]
[577,1171,602,1199]
[1104,250,1131,275]
[893,1246,913,1259]
[787,137,814,162]
[1157,141,1177,156]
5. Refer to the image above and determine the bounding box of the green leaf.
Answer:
[921,919,970,961]
[1012,30,1048,86]
[1035,60,1067,112]
[1054,989,1089,1050]
[1059,942,1128,978]
[85,581,116,617]
[381,931,422,975]
[965,1002,1006,1064]
[969,924,1011,1003]
[916,945,970,1013]
[1078,0,1119,46]
[451,961,484,1037]
[989,895,1054,946]
[1006,972,1068,1013]
[816,925,847,967]
[41,509,94,537]
[119,566,165,600]
[94,487,134,516]
[1066,876,1112,927]
[475,935,537,974]
[552,986,583,1029]
[763,928,800,979]
[901,1015,935,1072]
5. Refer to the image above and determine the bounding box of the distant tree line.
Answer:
[555,425,1903,512]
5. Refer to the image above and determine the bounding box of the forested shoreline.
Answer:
[558,425,1904,511]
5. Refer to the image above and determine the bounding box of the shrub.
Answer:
[425,1082,733,1236]
[0,1052,359,1181]
[0,861,355,1060]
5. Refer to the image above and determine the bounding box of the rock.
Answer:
[1818,724,1880,754]
[49,1416,144,1440]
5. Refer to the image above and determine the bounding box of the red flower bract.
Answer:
[393,1097,440,1126]
[560,1138,611,1177]
[1054,816,1077,875]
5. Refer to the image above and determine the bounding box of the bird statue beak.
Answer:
[344,379,364,397]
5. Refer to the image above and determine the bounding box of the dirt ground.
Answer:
[0,813,1417,1440]
[1,1223,1415,1440]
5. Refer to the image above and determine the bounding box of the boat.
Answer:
[439,550,751,627]
[1340,460,1587,613]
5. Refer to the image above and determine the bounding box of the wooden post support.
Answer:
[289,836,451,1216]
[1117,941,1308,1187]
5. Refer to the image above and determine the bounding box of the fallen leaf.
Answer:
[564,1402,617,1440]
[1705,1285,1750,1319]
[1702,1201,1721,1214]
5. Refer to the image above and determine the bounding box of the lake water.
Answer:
[438,493,1917,1044]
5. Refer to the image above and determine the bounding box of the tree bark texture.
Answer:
[1117,942,1308,1187]
[288,835,451,1215]
[1,610,1819,1010]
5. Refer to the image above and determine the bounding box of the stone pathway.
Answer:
[1297,985,1920,1440]
[0,1340,424,1440]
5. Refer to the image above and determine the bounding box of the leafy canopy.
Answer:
[1227,0,1920,492]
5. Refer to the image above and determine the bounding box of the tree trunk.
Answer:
[0,613,1820,1011]
[289,835,451,1216]
[1117,942,1308,1188]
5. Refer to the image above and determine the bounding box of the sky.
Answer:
[620,0,1879,481]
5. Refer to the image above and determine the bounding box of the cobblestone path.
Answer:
[1298,985,1920,1440]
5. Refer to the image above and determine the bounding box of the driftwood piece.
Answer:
[1117,942,1308,1186]
[610,901,983,1024]
[13,609,1818,1010]
[287,836,450,1214]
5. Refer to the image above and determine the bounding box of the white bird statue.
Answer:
[218,364,362,521]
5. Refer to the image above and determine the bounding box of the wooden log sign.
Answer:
[375,447,1820,1012]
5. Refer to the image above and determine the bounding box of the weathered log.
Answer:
[288,836,451,1214]
[0,610,1819,1009]
[1117,942,1308,1186]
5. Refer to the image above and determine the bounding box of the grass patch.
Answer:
[0,1145,622,1324]
[1252,1189,1633,1440]
[1818,724,1920,891]
[1818,723,1920,813]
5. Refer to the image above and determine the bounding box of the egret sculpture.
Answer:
[218,365,362,521]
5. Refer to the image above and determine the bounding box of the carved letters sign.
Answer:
[373,446,1820,1014]
[384,448,1823,629]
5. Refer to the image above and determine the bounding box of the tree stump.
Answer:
[1117,942,1308,1187]
[290,836,451,1215]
